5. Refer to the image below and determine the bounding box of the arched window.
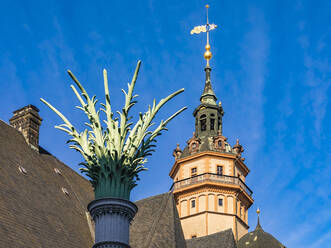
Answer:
[200,114,207,131]
[210,118,215,130]
[191,199,196,208]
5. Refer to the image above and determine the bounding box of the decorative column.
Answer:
[88,198,138,248]
[41,60,186,248]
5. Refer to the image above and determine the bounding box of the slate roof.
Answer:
[186,229,237,248]
[0,120,94,248]
[237,219,286,248]
[130,193,187,248]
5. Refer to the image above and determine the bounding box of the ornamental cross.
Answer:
[190,4,218,66]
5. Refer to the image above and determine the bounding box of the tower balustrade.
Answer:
[170,173,253,196]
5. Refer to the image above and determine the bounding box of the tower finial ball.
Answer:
[204,50,212,60]
[206,4,209,8]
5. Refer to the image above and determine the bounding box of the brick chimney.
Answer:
[10,105,42,151]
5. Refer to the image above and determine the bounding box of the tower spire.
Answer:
[170,8,254,240]
[190,4,218,105]
[204,4,212,67]
[191,4,223,137]
[256,208,262,230]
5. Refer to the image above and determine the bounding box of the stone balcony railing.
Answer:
[170,173,253,196]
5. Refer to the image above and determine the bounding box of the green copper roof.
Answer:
[200,66,217,105]
[179,135,234,159]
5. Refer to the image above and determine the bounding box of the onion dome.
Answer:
[237,209,286,248]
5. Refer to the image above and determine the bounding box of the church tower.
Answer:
[169,5,253,240]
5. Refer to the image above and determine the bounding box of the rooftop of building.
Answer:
[0,106,239,247]
[186,228,237,248]
[237,212,286,248]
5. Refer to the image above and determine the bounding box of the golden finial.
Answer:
[256,207,262,229]
[190,4,218,67]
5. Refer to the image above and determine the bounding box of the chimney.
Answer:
[9,105,42,151]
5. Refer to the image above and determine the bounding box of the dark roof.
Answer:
[180,135,235,159]
[0,120,94,248]
[186,229,237,248]
[130,192,186,248]
[237,218,286,248]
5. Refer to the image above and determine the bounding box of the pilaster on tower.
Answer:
[170,4,253,241]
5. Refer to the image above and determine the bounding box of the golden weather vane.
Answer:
[190,4,218,67]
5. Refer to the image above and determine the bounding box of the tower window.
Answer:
[210,118,215,130]
[191,167,197,176]
[217,166,223,175]
[218,198,223,206]
[218,140,222,147]
[200,114,206,131]
[191,199,196,208]
[191,235,197,238]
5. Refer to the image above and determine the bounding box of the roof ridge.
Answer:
[41,149,90,183]
[0,119,15,130]
[135,192,170,203]
[187,228,233,241]
[0,119,27,142]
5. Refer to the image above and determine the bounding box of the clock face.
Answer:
[192,143,197,149]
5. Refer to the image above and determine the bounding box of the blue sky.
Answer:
[0,0,330,247]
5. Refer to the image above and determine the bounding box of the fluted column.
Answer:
[88,198,138,248]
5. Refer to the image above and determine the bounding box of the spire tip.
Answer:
[256,208,262,230]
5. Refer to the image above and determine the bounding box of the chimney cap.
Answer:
[12,104,40,114]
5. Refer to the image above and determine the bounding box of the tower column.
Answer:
[88,198,138,248]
